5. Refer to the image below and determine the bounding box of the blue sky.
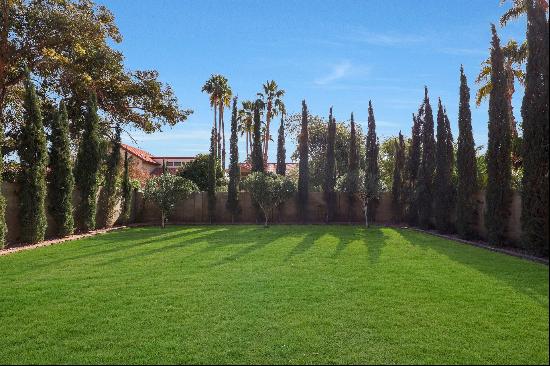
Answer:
[99,0,526,162]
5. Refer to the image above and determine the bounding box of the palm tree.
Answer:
[257,80,285,163]
[238,100,255,160]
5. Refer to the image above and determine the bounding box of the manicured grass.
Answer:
[0,225,548,364]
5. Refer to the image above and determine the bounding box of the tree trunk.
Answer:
[218,104,222,163]
[364,203,369,228]
[221,106,226,169]
[161,211,166,228]
[246,132,249,160]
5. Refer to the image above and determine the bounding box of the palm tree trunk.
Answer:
[218,103,222,163]
[221,107,226,169]
[245,132,249,160]
[263,102,272,162]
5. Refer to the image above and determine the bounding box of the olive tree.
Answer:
[143,174,198,228]
[243,172,296,227]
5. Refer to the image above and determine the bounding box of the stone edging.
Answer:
[0,226,128,256]
[406,226,549,265]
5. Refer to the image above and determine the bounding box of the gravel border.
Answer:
[0,226,128,256]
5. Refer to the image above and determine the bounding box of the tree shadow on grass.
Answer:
[284,231,321,262]
[362,226,390,265]
[395,228,548,305]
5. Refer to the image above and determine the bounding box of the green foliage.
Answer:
[391,132,406,223]
[347,113,360,220]
[207,127,217,223]
[434,100,455,233]
[520,0,549,256]
[120,151,132,225]
[276,115,286,175]
[178,154,225,192]
[74,92,103,232]
[243,172,296,227]
[297,100,309,222]
[365,102,380,222]
[226,97,241,222]
[0,101,6,247]
[323,107,337,222]
[97,126,122,229]
[48,101,74,237]
[18,71,48,244]
[486,25,513,246]
[405,113,422,226]
[418,87,436,229]
[143,174,198,228]
[456,66,479,239]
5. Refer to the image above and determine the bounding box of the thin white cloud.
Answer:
[314,61,353,85]
[351,31,426,46]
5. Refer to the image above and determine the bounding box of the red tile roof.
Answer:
[121,144,160,165]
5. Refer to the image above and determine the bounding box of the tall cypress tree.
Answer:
[97,125,122,229]
[418,87,436,229]
[392,131,406,223]
[434,100,455,233]
[347,112,359,222]
[365,101,380,223]
[297,100,309,222]
[48,101,74,237]
[406,112,422,226]
[120,151,132,225]
[276,114,286,175]
[486,25,512,247]
[19,70,48,243]
[207,126,217,223]
[324,107,337,223]
[456,66,479,239]
[74,92,102,232]
[226,97,241,222]
[521,0,549,255]
[251,100,264,173]
[0,98,6,247]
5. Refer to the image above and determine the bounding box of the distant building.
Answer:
[120,144,195,183]
[238,162,298,178]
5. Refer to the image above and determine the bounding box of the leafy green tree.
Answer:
[297,100,309,222]
[178,154,224,191]
[276,115,286,175]
[207,127,217,223]
[365,101,380,222]
[418,87,436,229]
[434,100,455,233]
[74,92,103,232]
[120,151,132,225]
[456,66,479,239]
[251,100,264,173]
[18,70,48,243]
[258,80,285,162]
[243,172,295,227]
[97,125,122,228]
[392,132,406,223]
[143,173,198,228]
[520,0,549,255]
[226,97,241,222]
[406,112,422,225]
[324,107,337,222]
[48,101,74,237]
[486,25,513,246]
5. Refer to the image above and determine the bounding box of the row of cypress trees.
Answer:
[0,71,132,248]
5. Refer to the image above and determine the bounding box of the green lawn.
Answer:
[0,225,548,364]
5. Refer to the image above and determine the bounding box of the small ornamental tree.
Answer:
[521,0,549,255]
[226,97,241,222]
[406,112,422,226]
[391,132,406,223]
[276,114,286,175]
[48,101,75,237]
[297,100,309,222]
[323,107,337,223]
[143,173,198,228]
[97,125,122,228]
[243,172,296,227]
[120,151,132,224]
[207,126,217,223]
[365,101,380,222]
[74,92,102,232]
[19,70,48,244]
[486,25,512,246]
[456,66,479,239]
[418,87,436,229]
